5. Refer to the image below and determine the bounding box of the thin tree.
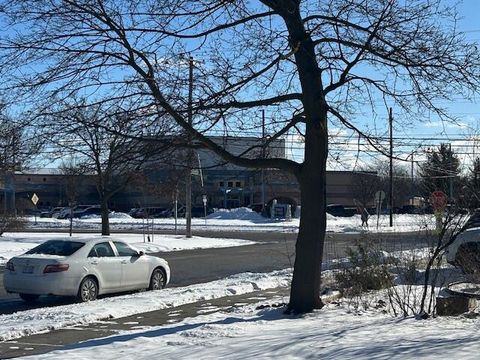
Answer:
[0,109,42,205]
[43,104,162,235]
[350,167,379,211]
[1,0,480,313]
[374,161,413,209]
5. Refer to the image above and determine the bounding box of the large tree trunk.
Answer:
[276,1,329,313]
[288,124,327,313]
[100,199,110,236]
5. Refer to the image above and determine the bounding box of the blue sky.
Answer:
[4,0,477,173]
[317,0,480,172]
[404,0,480,172]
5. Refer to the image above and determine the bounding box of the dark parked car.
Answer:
[130,207,171,219]
[176,206,214,218]
[57,205,96,219]
[40,207,63,218]
[326,204,356,217]
[73,206,103,218]
[192,206,214,218]
[248,203,264,213]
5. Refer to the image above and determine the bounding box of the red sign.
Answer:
[431,191,447,211]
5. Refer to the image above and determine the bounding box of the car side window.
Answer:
[113,241,138,257]
[88,242,116,257]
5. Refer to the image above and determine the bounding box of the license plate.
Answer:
[22,265,34,274]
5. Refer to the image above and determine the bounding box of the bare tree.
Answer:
[42,103,163,235]
[1,0,480,313]
[0,106,41,211]
[0,106,41,234]
[350,168,379,210]
[131,165,187,209]
[372,161,413,209]
[59,160,87,208]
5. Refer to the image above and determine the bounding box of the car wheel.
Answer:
[77,276,98,302]
[19,293,40,303]
[149,268,166,290]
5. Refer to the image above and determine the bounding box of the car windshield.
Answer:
[26,240,85,256]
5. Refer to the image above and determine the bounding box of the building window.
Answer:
[219,181,224,187]
[227,181,233,188]
[27,177,31,181]
[235,181,241,188]
[43,178,47,182]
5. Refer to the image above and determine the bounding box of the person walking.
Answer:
[355,199,369,228]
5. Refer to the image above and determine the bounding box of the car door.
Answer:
[113,241,149,290]
[87,242,122,292]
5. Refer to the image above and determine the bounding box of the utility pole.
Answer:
[449,143,453,202]
[410,151,414,204]
[186,56,193,238]
[389,107,393,227]
[261,109,265,213]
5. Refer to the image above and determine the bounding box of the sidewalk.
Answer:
[0,287,290,359]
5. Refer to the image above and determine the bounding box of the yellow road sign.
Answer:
[31,193,39,205]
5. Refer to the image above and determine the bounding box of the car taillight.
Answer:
[43,264,70,273]
[6,261,14,272]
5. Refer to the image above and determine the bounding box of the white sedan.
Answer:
[4,238,170,302]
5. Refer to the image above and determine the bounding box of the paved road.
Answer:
[0,230,432,314]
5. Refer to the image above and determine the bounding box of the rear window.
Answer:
[26,240,85,256]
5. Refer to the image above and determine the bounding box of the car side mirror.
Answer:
[137,251,145,256]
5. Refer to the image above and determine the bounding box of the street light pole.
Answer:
[449,143,453,201]
[261,109,265,213]
[389,107,393,227]
[411,151,414,204]
[186,56,194,238]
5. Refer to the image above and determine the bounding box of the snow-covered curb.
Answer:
[0,269,291,341]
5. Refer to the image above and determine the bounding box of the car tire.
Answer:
[77,276,98,302]
[19,293,40,303]
[149,268,166,290]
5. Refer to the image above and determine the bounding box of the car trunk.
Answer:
[12,255,67,275]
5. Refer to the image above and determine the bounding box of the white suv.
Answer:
[445,227,480,273]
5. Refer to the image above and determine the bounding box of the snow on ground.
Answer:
[0,232,256,266]
[0,270,291,342]
[24,208,437,234]
[2,210,460,359]
[18,288,480,360]
[0,210,437,265]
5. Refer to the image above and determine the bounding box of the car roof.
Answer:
[461,226,480,234]
[43,237,124,245]
[463,210,480,231]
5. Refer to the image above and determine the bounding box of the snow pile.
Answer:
[0,270,291,342]
[78,212,132,220]
[207,207,267,221]
[23,212,439,233]
[108,212,133,219]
